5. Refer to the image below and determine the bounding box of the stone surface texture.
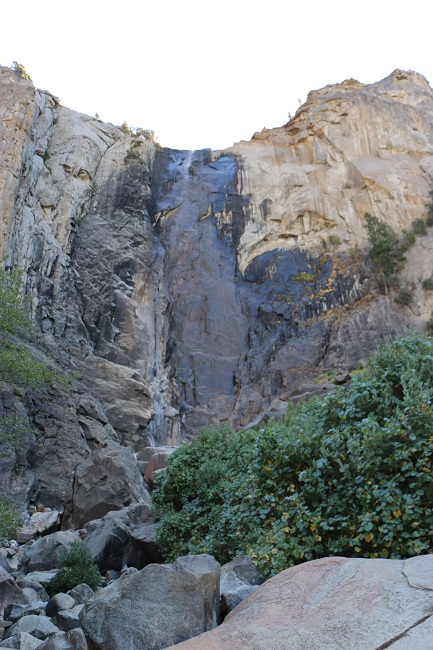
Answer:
[79,554,220,650]
[21,531,79,572]
[80,506,162,572]
[0,568,29,615]
[61,441,151,530]
[166,555,433,650]
[1,65,433,508]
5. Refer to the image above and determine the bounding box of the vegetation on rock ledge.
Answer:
[154,332,433,577]
[0,266,70,536]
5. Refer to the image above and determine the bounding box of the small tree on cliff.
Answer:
[363,213,405,290]
[12,62,31,81]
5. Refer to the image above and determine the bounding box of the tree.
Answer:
[11,62,31,81]
[363,213,405,290]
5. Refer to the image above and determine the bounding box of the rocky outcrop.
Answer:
[80,505,163,572]
[21,531,79,573]
[0,568,29,616]
[61,441,151,530]
[79,554,220,650]
[167,555,433,650]
[1,65,433,506]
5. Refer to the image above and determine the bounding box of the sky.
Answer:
[1,0,432,151]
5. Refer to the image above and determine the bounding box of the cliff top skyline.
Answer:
[1,0,432,151]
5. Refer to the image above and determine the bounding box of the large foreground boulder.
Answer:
[80,554,220,650]
[62,441,151,530]
[167,555,433,650]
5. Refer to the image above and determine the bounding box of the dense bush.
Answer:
[154,333,433,577]
[44,541,101,596]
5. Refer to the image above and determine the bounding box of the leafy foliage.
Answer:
[0,267,71,535]
[0,500,23,538]
[395,287,413,306]
[44,541,101,596]
[11,62,31,81]
[154,333,433,577]
[363,213,405,289]
[0,267,68,390]
[411,218,427,236]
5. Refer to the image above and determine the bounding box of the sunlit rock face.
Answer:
[1,66,433,506]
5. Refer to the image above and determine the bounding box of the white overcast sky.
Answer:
[1,0,432,151]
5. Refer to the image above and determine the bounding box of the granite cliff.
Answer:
[1,65,433,510]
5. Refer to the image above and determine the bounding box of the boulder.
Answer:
[138,447,176,489]
[0,567,29,616]
[29,510,60,534]
[21,531,80,572]
[46,593,76,618]
[15,528,37,545]
[82,507,162,572]
[56,605,84,632]
[4,615,59,641]
[22,571,57,585]
[62,441,151,530]
[220,556,261,617]
[165,556,433,650]
[0,631,42,649]
[80,554,220,650]
[127,522,164,568]
[66,584,94,606]
[35,628,88,650]
[82,512,130,573]
[16,578,49,602]
[3,601,46,623]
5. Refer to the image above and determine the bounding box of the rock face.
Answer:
[1,65,433,506]
[167,555,433,650]
[79,554,220,650]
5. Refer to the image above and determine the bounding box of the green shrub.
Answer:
[363,213,406,290]
[154,333,433,577]
[328,234,341,246]
[0,267,69,391]
[401,229,416,250]
[412,218,427,236]
[0,268,30,335]
[0,416,33,459]
[0,500,23,539]
[423,277,433,291]
[124,148,142,164]
[44,541,101,596]
[395,287,413,306]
